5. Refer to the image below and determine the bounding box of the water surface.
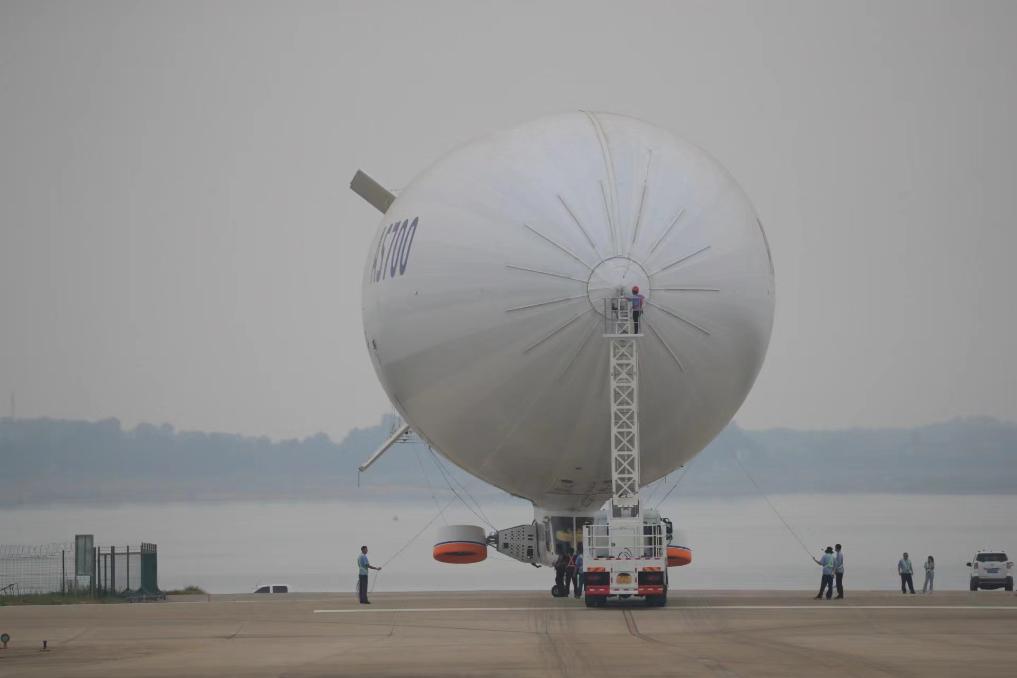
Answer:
[1,494,1013,594]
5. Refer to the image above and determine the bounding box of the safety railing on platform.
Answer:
[583,523,665,560]
[603,297,636,335]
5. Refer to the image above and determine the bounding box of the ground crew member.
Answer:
[553,546,567,596]
[357,545,381,604]
[834,543,845,599]
[923,555,935,593]
[575,546,584,598]
[898,552,915,594]
[813,546,835,600]
[626,285,645,333]
[565,547,579,598]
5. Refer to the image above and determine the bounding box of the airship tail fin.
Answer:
[350,169,396,213]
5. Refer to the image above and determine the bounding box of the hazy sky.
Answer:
[1,1,1014,440]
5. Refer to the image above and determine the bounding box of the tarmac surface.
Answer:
[1,590,1016,677]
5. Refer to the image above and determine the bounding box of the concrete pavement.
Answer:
[1,590,1015,677]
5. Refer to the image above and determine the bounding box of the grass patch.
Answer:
[0,592,125,606]
[164,585,207,595]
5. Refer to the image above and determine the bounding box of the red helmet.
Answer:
[632,285,640,293]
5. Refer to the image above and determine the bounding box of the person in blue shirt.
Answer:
[357,545,381,604]
[626,286,646,334]
[812,546,835,600]
[898,552,915,594]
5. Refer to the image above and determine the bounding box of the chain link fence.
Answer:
[0,543,75,596]
[0,540,159,598]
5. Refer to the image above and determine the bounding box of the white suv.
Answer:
[967,551,1013,591]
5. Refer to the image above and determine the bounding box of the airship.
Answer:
[352,112,774,604]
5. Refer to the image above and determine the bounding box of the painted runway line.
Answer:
[313,604,1017,614]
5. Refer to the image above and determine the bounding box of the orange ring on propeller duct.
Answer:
[433,541,487,564]
[667,545,692,567]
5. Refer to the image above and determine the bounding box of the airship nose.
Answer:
[586,256,650,315]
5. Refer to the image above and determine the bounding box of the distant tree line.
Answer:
[0,415,1014,506]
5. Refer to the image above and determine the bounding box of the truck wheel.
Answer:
[970,578,979,591]
[1006,577,1013,592]
[645,595,666,607]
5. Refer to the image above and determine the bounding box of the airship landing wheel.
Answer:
[550,584,563,597]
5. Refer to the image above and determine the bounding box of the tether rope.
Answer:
[731,452,814,560]
[427,447,496,531]
[414,445,448,525]
[368,496,458,593]
[653,460,693,509]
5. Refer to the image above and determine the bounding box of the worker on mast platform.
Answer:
[627,285,645,333]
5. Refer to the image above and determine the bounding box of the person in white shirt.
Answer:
[923,555,935,593]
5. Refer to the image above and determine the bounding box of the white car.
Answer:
[967,551,1013,591]
[253,584,290,593]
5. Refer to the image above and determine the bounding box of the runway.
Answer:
[2,590,1016,677]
